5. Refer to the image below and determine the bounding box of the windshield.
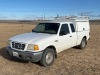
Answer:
[33,23,60,34]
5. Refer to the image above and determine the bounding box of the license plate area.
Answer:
[13,52,19,57]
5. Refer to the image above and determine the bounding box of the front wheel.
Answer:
[40,48,55,67]
[78,38,87,49]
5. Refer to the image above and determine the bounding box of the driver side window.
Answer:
[60,24,70,35]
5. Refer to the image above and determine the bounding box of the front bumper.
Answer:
[6,46,43,62]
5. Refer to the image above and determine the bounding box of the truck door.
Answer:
[58,23,72,52]
[69,23,77,46]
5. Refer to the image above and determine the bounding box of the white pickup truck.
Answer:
[6,17,90,67]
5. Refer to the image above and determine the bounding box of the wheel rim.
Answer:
[45,52,53,64]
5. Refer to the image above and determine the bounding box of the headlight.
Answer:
[27,44,39,51]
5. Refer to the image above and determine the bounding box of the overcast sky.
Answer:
[0,0,100,20]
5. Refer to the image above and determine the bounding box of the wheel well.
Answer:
[83,36,87,44]
[46,46,57,58]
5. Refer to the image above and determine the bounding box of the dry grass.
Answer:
[0,23,100,75]
[0,23,35,47]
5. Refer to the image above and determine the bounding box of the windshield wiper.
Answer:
[33,31,55,34]
[32,31,40,33]
[32,31,45,33]
[43,32,56,35]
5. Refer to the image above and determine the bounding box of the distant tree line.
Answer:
[89,20,100,25]
[0,20,100,25]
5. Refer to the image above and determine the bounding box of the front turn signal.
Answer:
[34,45,39,50]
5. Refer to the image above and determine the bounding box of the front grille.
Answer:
[12,42,25,50]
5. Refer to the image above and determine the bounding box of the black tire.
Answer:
[40,48,55,67]
[78,38,87,49]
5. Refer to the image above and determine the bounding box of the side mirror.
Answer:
[32,29,34,32]
[60,31,66,36]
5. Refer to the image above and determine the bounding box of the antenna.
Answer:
[44,13,45,20]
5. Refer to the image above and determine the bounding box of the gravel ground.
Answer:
[0,24,100,75]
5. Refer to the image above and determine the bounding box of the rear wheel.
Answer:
[40,48,55,67]
[78,38,87,49]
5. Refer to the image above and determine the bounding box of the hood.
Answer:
[9,32,54,43]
